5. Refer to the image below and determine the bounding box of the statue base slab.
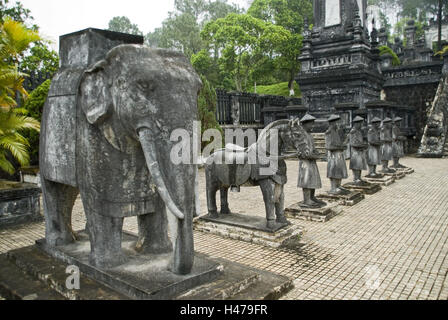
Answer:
[364,175,396,186]
[395,167,414,174]
[383,171,406,180]
[285,202,343,223]
[0,232,294,300]
[316,191,365,206]
[342,182,382,195]
[194,213,304,249]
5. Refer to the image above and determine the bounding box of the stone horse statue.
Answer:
[205,119,309,230]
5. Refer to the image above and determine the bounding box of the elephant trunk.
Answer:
[139,128,195,275]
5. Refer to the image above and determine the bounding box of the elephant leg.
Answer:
[135,195,173,255]
[274,184,288,224]
[259,179,276,229]
[205,167,219,217]
[42,178,79,247]
[220,188,231,215]
[80,191,125,269]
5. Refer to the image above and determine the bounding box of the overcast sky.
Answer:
[19,0,250,50]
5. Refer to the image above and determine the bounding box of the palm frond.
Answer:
[0,112,40,132]
[1,17,40,60]
[0,150,16,175]
[0,133,30,167]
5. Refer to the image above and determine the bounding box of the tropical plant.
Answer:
[0,17,40,108]
[435,45,448,57]
[0,17,40,174]
[0,109,40,173]
[197,75,222,149]
[379,45,401,66]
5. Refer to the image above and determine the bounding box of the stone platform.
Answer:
[342,182,382,195]
[0,180,42,228]
[364,174,396,186]
[285,202,343,223]
[395,167,415,175]
[316,191,365,206]
[194,213,303,249]
[384,171,406,180]
[0,231,293,300]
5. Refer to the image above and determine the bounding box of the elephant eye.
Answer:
[137,80,154,92]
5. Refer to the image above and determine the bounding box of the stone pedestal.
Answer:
[342,182,382,195]
[364,174,395,186]
[384,171,406,180]
[285,202,343,223]
[395,167,414,175]
[316,191,365,206]
[0,231,294,300]
[194,213,303,249]
[0,180,42,228]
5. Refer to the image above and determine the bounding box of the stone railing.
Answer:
[216,89,304,127]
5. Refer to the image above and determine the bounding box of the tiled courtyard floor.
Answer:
[0,157,447,300]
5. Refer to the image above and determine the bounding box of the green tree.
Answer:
[145,0,241,59]
[1,0,59,85]
[0,0,34,27]
[108,16,143,35]
[379,45,401,66]
[248,0,312,95]
[197,75,222,149]
[197,13,291,92]
[0,17,40,174]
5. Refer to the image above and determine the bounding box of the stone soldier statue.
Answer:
[348,116,369,185]
[325,114,349,195]
[298,114,326,208]
[392,117,406,169]
[380,117,396,174]
[366,117,383,178]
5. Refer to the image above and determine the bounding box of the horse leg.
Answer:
[220,188,231,215]
[259,179,276,229]
[206,166,219,217]
[274,183,288,224]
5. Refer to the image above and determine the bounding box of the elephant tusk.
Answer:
[139,129,185,220]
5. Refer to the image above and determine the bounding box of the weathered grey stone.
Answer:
[285,202,343,223]
[40,29,202,275]
[2,241,294,300]
[195,214,303,249]
[363,175,395,186]
[36,232,222,300]
[316,190,365,206]
[205,119,308,230]
[0,181,42,228]
[297,116,326,209]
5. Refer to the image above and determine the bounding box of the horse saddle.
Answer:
[214,144,253,187]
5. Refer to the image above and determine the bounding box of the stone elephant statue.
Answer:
[40,45,202,275]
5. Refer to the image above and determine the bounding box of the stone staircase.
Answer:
[312,133,327,161]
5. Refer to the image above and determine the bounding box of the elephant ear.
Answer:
[79,60,112,125]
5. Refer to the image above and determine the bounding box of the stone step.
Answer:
[0,254,65,300]
[2,244,293,300]
[178,257,294,300]
[4,246,129,300]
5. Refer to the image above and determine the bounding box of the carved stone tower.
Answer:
[296,0,384,128]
